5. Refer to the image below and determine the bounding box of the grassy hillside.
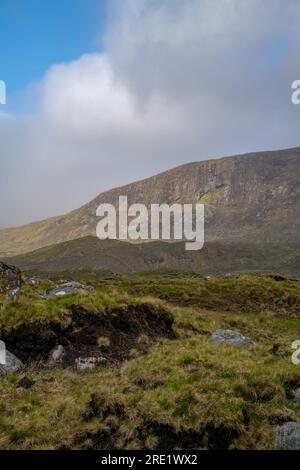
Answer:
[5,236,300,277]
[0,273,299,450]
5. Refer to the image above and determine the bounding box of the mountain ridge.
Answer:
[1,146,299,257]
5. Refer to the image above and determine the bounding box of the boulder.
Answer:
[211,329,254,348]
[0,350,23,374]
[276,422,300,450]
[0,261,22,301]
[43,281,93,300]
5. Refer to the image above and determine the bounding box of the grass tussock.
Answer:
[0,273,299,449]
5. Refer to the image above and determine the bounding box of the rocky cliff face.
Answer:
[0,147,299,257]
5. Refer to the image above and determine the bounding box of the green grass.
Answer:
[0,273,299,449]
[5,236,300,277]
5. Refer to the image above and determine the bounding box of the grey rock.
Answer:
[0,350,23,374]
[276,422,300,450]
[224,273,234,280]
[0,262,22,301]
[46,345,66,367]
[211,329,254,348]
[43,281,93,299]
[27,276,39,286]
[6,287,21,301]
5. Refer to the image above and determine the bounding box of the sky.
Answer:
[0,0,105,93]
[0,0,300,228]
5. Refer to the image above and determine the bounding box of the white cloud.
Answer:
[41,53,182,141]
[1,0,300,227]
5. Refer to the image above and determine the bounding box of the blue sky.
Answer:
[0,0,106,94]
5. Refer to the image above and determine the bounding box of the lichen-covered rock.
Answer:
[0,261,22,301]
[42,281,93,300]
[276,422,300,450]
[211,329,254,348]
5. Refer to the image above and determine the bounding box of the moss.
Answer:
[199,187,225,203]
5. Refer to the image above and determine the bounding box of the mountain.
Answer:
[0,147,300,259]
[5,236,300,276]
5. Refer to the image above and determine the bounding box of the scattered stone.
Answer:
[211,329,254,348]
[27,276,39,286]
[0,261,22,301]
[224,273,234,280]
[46,345,66,367]
[6,287,21,301]
[43,281,93,299]
[17,376,35,389]
[0,350,23,374]
[75,356,107,370]
[275,422,300,450]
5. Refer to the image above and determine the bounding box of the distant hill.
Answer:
[0,147,299,261]
[5,236,300,276]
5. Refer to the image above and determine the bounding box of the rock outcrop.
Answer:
[0,261,22,301]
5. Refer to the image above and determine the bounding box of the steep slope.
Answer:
[0,147,299,257]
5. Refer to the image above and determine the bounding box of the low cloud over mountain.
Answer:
[1,0,300,227]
